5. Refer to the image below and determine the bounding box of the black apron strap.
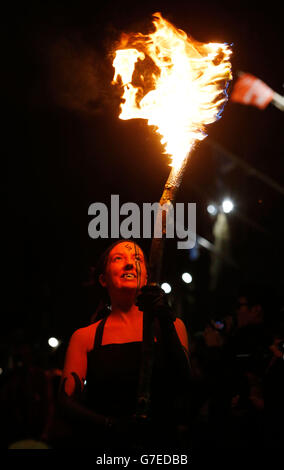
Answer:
[94,315,108,349]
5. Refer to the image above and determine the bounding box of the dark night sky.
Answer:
[2,1,283,353]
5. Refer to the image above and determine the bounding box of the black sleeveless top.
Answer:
[59,316,187,450]
[84,315,180,448]
[85,315,144,417]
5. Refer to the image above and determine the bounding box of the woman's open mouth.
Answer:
[121,273,136,279]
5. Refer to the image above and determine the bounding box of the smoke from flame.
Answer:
[112,12,232,173]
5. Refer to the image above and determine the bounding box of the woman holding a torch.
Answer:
[56,239,190,450]
[48,6,233,451]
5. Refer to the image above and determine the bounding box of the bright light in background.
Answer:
[48,337,59,349]
[222,198,234,214]
[207,204,218,216]
[182,272,193,284]
[161,282,172,294]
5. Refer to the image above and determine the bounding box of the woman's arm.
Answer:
[60,329,87,396]
[174,317,190,359]
[159,316,191,379]
[58,327,106,428]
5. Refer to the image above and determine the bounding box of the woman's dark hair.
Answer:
[90,239,148,323]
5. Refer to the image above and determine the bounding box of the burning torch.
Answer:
[112,12,232,419]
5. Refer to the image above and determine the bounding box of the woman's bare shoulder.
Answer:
[69,321,101,352]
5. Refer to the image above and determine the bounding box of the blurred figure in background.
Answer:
[265,316,284,448]
[189,287,267,449]
[0,338,51,448]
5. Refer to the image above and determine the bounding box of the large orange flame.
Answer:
[112,12,232,179]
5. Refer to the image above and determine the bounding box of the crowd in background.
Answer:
[1,286,283,451]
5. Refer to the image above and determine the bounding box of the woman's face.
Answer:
[99,241,148,295]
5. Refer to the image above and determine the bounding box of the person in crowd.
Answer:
[189,288,267,448]
[0,340,51,448]
[265,317,284,448]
